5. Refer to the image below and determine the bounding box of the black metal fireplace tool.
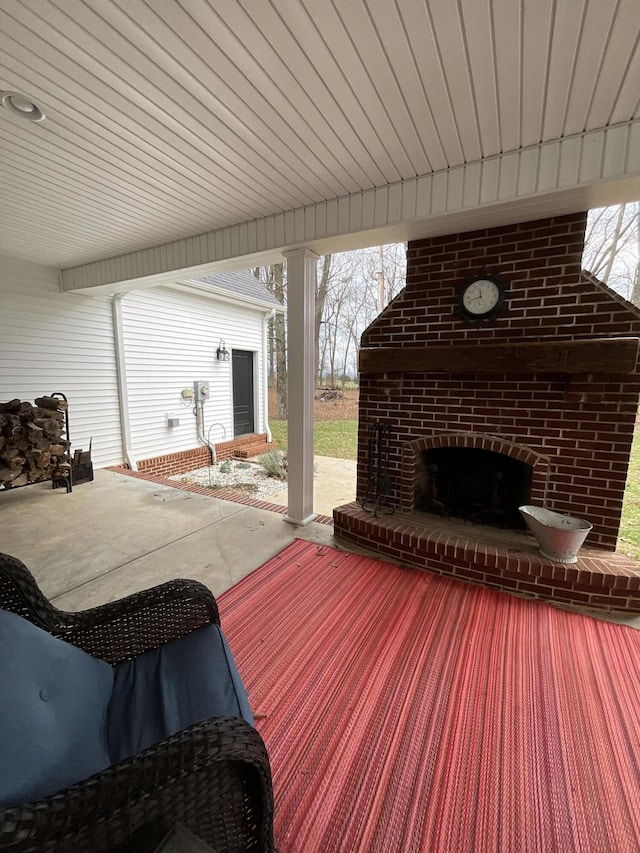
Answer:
[361,421,395,517]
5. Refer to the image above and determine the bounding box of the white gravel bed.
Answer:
[169,460,286,499]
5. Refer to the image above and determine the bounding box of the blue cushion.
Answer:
[107,623,253,764]
[0,609,114,808]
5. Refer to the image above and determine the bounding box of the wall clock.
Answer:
[458,269,509,321]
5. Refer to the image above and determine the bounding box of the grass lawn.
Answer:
[619,429,640,561]
[269,420,357,460]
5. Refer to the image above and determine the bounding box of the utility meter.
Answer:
[193,381,210,402]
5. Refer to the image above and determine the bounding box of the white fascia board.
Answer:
[61,121,640,294]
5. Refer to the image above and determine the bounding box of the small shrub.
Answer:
[219,460,232,474]
[236,462,251,469]
[257,449,288,480]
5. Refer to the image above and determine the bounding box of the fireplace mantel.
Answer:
[359,336,639,375]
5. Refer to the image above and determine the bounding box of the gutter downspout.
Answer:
[263,308,276,442]
[112,294,137,471]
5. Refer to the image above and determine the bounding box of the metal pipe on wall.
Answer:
[263,307,276,442]
[112,293,137,471]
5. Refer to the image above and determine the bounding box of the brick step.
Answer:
[234,441,276,459]
[232,432,268,446]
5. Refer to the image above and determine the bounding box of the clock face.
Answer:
[458,269,510,321]
[461,278,501,315]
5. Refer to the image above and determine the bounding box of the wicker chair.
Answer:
[0,552,274,853]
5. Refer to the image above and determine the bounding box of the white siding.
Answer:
[121,287,268,462]
[0,255,121,466]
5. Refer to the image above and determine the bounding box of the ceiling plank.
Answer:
[427,0,482,163]
[491,0,522,153]
[521,0,554,147]
[540,0,586,142]
[459,0,500,157]
[588,0,640,128]
[563,0,618,136]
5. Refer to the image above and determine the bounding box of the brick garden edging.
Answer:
[107,466,334,526]
[132,434,275,478]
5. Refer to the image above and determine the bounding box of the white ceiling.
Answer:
[0,0,639,270]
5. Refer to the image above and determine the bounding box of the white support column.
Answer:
[283,247,319,525]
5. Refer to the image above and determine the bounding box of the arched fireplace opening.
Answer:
[415,447,532,529]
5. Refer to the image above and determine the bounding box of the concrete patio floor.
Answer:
[266,454,357,517]
[0,468,338,611]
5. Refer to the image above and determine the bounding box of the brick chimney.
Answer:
[334,212,640,612]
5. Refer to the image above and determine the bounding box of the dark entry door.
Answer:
[232,350,255,436]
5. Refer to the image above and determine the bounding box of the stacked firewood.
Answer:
[0,396,70,489]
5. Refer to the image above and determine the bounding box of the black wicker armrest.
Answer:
[0,717,274,853]
[51,578,220,663]
[0,552,219,663]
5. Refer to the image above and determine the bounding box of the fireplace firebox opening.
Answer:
[415,447,532,529]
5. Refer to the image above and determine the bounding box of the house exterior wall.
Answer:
[0,254,121,466]
[0,258,271,472]
[121,287,268,463]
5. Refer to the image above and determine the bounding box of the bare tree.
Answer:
[254,244,408,413]
[633,217,640,306]
[256,263,288,418]
[315,255,332,384]
[271,264,287,418]
[340,280,372,380]
[583,203,640,306]
[316,252,362,384]
[316,244,408,383]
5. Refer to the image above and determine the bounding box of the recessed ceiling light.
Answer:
[0,91,46,122]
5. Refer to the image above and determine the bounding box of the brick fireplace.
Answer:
[334,212,640,612]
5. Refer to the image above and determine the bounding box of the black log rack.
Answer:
[0,391,73,494]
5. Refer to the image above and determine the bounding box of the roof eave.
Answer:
[170,280,284,312]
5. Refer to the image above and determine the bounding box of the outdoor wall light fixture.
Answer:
[216,339,230,361]
[0,91,46,122]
